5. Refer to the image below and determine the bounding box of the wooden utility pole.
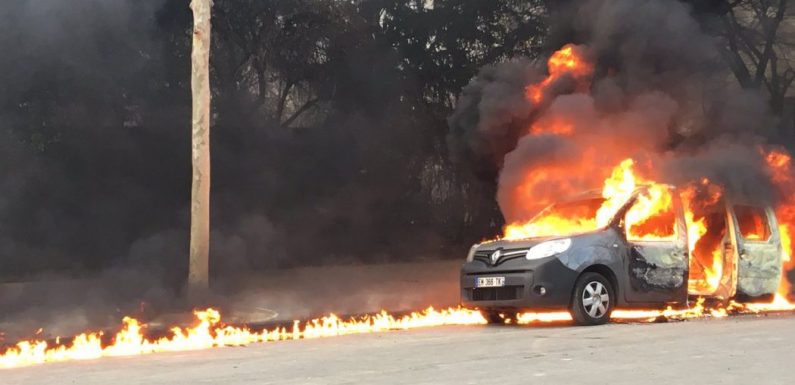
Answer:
[188,0,212,297]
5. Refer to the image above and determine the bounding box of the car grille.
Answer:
[473,249,528,266]
[468,286,523,301]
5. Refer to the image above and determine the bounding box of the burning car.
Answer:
[461,181,784,326]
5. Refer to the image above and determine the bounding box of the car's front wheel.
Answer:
[570,272,614,326]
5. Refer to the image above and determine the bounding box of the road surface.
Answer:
[5,313,795,384]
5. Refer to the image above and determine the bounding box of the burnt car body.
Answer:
[461,187,783,325]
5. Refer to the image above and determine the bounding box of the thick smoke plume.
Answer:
[0,0,471,334]
[448,0,795,292]
[0,1,456,282]
[450,0,785,223]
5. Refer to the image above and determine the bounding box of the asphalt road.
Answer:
[4,314,795,385]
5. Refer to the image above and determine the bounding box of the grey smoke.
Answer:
[449,0,783,224]
[447,59,542,173]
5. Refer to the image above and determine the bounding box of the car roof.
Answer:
[558,184,672,203]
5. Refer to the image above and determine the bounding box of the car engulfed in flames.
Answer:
[462,158,792,325]
[458,39,795,326]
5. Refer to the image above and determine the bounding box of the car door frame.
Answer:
[729,202,782,298]
[616,187,690,305]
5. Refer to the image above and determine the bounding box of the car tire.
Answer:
[480,310,515,324]
[570,272,614,326]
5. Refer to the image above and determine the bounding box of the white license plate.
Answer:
[476,276,505,288]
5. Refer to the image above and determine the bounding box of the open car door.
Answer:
[622,187,689,304]
[686,202,738,301]
[731,204,783,298]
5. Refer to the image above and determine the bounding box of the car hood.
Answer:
[475,236,559,251]
[475,229,607,251]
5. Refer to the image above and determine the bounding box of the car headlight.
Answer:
[526,238,571,260]
[466,244,479,262]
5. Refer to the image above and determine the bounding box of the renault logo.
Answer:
[490,249,502,265]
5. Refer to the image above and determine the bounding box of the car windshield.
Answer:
[504,197,606,239]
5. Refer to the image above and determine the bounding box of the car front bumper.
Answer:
[460,256,578,311]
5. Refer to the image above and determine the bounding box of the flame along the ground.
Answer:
[1,296,794,369]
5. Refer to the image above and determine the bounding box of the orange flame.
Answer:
[680,179,725,294]
[504,158,675,242]
[4,300,795,370]
[764,149,795,296]
[0,307,485,369]
[525,44,593,105]
[516,295,795,323]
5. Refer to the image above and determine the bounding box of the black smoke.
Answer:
[0,0,508,335]
[0,0,477,288]
[449,0,787,220]
[446,59,542,179]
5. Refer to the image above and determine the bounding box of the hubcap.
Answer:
[582,281,609,318]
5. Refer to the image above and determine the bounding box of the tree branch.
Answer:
[281,97,320,128]
[753,0,787,85]
[722,11,754,87]
[276,80,294,122]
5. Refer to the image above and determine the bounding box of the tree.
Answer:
[377,0,547,112]
[189,0,212,296]
[700,0,795,114]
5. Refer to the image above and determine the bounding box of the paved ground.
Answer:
[5,313,795,385]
